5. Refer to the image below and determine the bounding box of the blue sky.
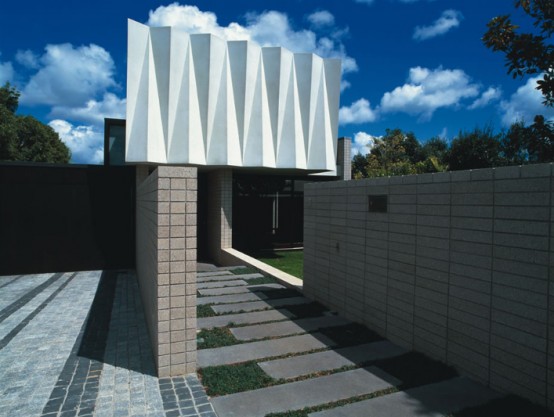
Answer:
[1,0,553,163]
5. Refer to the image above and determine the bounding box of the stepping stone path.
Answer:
[197,279,248,289]
[211,367,400,417]
[211,296,309,314]
[309,377,503,417]
[230,315,350,340]
[197,333,334,367]
[198,283,283,296]
[196,264,507,417]
[258,341,409,379]
[198,309,293,329]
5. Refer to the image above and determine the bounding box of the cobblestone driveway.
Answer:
[0,271,216,417]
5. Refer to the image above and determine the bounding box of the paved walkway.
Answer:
[196,266,506,417]
[0,270,216,417]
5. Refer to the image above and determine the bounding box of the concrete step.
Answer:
[258,341,408,379]
[197,333,334,367]
[197,273,262,283]
[211,296,310,314]
[309,376,503,417]
[197,271,233,277]
[230,315,350,341]
[198,309,293,330]
[211,367,400,417]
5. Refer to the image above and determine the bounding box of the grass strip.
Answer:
[253,250,304,279]
[373,351,458,390]
[197,327,238,349]
[450,395,554,417]
[199,361,275,396]
[265,387,399,417]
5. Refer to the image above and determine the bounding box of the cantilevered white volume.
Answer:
[126,20,341,172]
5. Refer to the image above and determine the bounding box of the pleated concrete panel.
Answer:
[126,20,149,163]
[126,20,341,172]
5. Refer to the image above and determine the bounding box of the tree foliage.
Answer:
[351,120,554,178]
[0,83,70,163]
[483,0,554,106]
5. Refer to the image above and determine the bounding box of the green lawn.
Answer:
[254,250,304,279]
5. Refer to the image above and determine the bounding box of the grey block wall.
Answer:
[304,163,554,408]
[136,166,197,377]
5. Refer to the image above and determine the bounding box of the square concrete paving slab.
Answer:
[211,296,310,314]
[309,376,503,417]
[197,292,270,306]
[197,333,334,367]
[198,283,284,296]
[197,279,248,289]
[211,367,401,417]
[197,274,253,283]
[198,309,294,329]
[230,315,350,340]
[223,273,264,280]
[258,340,409,379]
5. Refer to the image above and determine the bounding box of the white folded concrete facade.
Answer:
[126,20,341,173]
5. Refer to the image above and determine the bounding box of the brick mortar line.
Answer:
[0,272,63,324]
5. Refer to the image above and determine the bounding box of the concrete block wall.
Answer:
[304,163,554,408]
[135,166,197,377]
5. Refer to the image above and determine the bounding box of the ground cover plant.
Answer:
[197,327,238,349]
[199,361,275,396]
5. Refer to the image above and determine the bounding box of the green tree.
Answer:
[0,83,70,163]
[483,0,554,106]
[352,153,369,179]
[447,126,503,171]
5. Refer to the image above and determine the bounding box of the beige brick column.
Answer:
[136,166,197,377]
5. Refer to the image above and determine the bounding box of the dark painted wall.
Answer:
[0,163,135,275]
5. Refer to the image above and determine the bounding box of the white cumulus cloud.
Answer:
[413,10,463,41]
[0,58,14,85]
[308,10,335,28]
[352,131,378,155]
[339,98,379,125]
[380,66,479,120]
[468,87,502,110]
[49,119,103,165]
[499,75,554,126]
[147,3,357,73]
[50,93,126,126]
[21,43,117,107]
[15,50,40,69]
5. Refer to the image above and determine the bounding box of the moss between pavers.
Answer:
[450,395,554,417]
[265,387,399,417]
[197,304,217,318]
[199,361,275,396]
[245,276,278,285]
[197,327,238,349]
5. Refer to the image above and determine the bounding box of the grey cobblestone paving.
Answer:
[0,270,216,417]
